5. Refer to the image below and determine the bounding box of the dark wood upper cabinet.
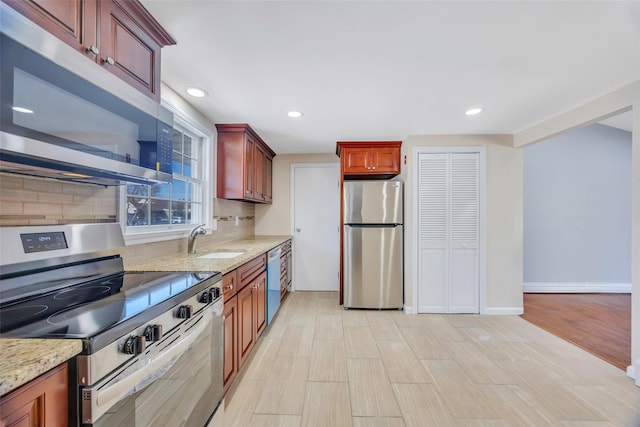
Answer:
[2,0,97,56]
[216,124,276,204]
[336,141,402,179]
[3,0,175,101]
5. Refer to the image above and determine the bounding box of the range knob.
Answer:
[210,287,221,299]
[122,335,146,355]
[144,324,163,342]
[199,290,212,304]
[177,305,193,319]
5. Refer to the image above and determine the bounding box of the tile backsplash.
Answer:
[1,173,256,265]
[0,173,117,226]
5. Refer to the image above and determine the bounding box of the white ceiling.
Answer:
[142,1,639,154]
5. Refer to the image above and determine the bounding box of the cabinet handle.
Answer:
[104,57,115,66]
[87,45,99,55]
[372,166,376,170]
[225,284,233,290]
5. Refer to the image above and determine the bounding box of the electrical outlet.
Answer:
[235,216,240,226]
[211,218,217,231]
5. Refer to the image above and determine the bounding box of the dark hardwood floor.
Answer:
[521,293,631,371]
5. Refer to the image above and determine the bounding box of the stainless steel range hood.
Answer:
[0,133,172,187]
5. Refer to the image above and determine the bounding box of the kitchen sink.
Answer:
[197,251,244,259]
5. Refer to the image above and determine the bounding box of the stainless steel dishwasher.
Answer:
[266,246,282,325]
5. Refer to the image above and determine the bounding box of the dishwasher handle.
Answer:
[268,247,282,261]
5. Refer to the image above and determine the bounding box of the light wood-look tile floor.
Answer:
[222,292,640,427]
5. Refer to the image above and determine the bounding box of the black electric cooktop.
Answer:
[0,270,217,351]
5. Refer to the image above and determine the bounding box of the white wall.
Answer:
[404,135,523,314]
[523,123,632,291]
[514,79,639,377]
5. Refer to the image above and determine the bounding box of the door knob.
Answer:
[295,228,301,233]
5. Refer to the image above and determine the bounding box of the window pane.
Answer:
[173,129,183,153]
[172,179,187,201]
[127,197,149,226]
[185,203,193,222]
[172,151,182,175]
[171,201,186,224]
[150,200,170,225]
[183,156,193,178]
[150,183,170,199]
[127,184,148,196]
[183,135,193,157]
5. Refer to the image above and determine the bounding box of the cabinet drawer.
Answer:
[222,270,238,299]
[238,254,266,288]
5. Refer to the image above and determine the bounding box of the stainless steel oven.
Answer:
[0,224,224,426]
[78,297,223,426]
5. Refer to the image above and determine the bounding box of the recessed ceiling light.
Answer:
[186,87,208,98]
[12,106,34,114]
[465,107,483,116]
[287,111,303,118]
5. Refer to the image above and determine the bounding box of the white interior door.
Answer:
[292,164,340,291]
[418,152,480,313]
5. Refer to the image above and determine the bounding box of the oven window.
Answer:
[125,122,204,228]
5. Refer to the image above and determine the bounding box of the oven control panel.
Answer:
[20,231,68,253]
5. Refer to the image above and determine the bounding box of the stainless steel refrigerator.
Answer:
[343,181,403,309]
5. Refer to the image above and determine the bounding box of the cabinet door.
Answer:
[342,147,371,174]
[222,270,238,300]
[223,296,238,393]
[371,146,400,174]
[253,271,267,337]
[237,284,255,369]
[99,0,162,100]
[0,363,68,427]
[254,144,266,201]
[244,135,255,199]
[5,0,98,58]
[264,154,273,203]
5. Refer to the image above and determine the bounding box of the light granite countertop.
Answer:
[0,236,291,398]
[127,235,292,274]
[0,338,83,396]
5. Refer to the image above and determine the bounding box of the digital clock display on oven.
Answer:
[20,232,68,253]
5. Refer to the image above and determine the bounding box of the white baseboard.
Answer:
[405,306,523,315]
[627,360,640,387]
[403,305,417,314]
[482,307,524,315]
[523,282,631,293]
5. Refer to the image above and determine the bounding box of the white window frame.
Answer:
[119,103,212,245]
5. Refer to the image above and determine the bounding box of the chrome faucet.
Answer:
[188,224,206,254]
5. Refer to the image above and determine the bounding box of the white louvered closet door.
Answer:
[418,152,479,313]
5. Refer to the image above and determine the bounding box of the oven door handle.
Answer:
[82,308,214,424]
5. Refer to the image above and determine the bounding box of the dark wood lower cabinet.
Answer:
[237,282,255,369]
[0,362,68,427]
[223,295,238,394]
[221,254,269,393]
[254,271,266,338]
[237,270,266,370]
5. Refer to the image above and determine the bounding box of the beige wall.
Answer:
[255,153,339,235]
[404,135,523,314]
